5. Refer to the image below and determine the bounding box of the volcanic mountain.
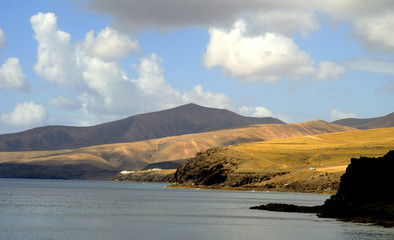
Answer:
[0,103,284,151]
[332,112,394,129]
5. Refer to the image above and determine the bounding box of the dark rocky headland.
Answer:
[251,150,394,227]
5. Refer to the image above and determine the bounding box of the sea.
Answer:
[1,178,393,240]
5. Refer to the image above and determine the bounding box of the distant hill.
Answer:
[0,103,284,151]
[0,120,355,180]
[332,112,394,129]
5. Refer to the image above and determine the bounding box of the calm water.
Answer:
[1,179,393,240]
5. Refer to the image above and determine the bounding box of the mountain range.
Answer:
[0,103,392,180]
[0,120,354,179]
[0,104,283,152]
[332,112,394,129]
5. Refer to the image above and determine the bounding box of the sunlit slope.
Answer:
[0,121,354,172]
[172,127,394,193]
[231,127,394,174]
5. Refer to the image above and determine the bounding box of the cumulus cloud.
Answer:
[240,106,272,117]
[47,96,81,111]
[330,109,357,121]
[31,12,75,86]
[1,101,47,127]
[30,12,230,124]
[203,20,345,82]
[0,57,29,92]
[0,28,6,50]
[83,27,140,61]
[182,84,230,109]
[131,54,231,111]
[353,13,394,54]
[316,1,394,54]
[316,61,347,81]
[239,105,291,123]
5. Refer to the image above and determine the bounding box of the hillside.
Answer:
[0,120,354,179]
[172,127,394,193]
[333,112,394,129]
[0,103,284,151]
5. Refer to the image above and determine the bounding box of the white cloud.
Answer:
[31,12,75,86]
[0,28,6,50]
[83,27,140,61]
[203,20,345,82]
[182,84,230,109]
[316,61,347,81]
[240,106,272,117]
[353,13,394,54]
[0,57,29,92]
[132,54,180,97]
[47,96,81,111]
[239,106,291,123]
[330,109,357,121]
[253,107,273,117]
[1,101,47,127]
[30,12,231,124]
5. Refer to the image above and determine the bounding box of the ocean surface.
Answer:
[1,179,393,240]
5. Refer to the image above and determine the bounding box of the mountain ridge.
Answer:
[332,112,394,129]
[0,103,284,151]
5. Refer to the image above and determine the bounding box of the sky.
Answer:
[0,0,393,134]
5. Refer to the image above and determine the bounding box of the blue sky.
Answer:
[0,0,393,134]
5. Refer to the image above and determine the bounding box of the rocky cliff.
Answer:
[251,151,394,227]
[318,150,394,225]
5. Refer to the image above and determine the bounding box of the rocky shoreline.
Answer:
[171,147,341,194]
[251,151,394,227]
[113,169,175,183]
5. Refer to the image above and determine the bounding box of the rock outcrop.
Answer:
[171,147,340,193]
[173,148,239,186]
[318,150,394,224]
[251,151,394,227]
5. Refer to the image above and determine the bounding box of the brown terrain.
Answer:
[0,120,354,180]
[0,103,283,151]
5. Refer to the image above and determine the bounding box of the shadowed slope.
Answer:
[333,112,394,129]
[0,103,283,151]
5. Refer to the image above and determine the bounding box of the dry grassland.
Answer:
[230,127,394,174]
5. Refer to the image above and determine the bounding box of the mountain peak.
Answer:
[0,103,284,151]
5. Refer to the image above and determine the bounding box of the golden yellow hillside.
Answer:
[233,126,394,174]
[172,127,394,193]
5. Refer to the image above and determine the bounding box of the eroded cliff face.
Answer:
[319,150,394,223]
[173,148,240,186]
